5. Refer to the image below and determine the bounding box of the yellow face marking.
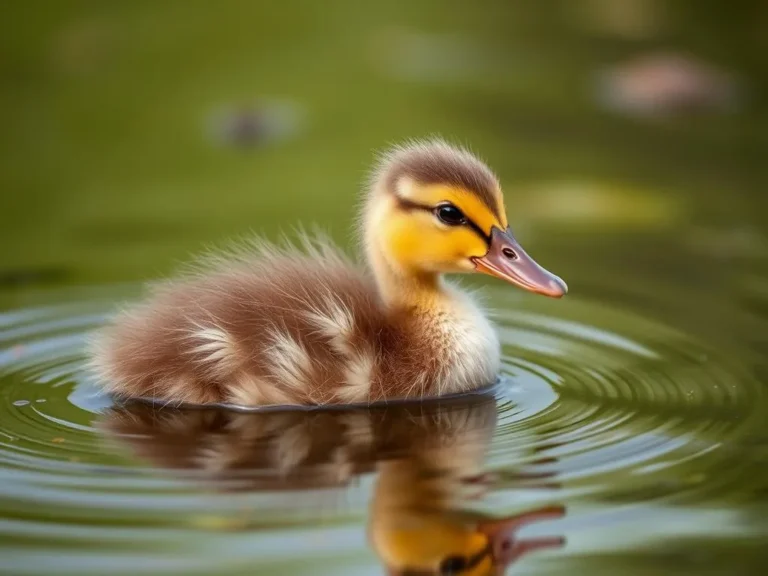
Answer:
[375,524,493,575]
[463,532,494,576]
[399,182,508,233]
[377,180,510,278]
[466,556,494,576]
[383,208,488,273]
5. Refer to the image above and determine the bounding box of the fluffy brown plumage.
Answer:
[89,139,566,407]
[89,236,484,405]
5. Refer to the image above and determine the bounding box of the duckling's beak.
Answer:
[472,228,567,298]
[479,505,566,567]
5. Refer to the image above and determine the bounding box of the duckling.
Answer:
[100,395,565,575]
[89,140,567,406]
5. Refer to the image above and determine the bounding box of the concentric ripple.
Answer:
[0,283,766,575]
[488,293,765,503]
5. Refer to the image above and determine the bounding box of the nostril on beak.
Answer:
[501,247,517,260]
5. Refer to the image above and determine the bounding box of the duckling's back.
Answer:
[89,235,408,406]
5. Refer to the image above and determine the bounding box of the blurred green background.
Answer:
[2,0,767,287]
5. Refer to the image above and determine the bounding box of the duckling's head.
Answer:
[373,505,566,575]
[364,140,566,299]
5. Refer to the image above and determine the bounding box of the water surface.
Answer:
[2,1,768,574]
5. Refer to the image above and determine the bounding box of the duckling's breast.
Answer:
[426,289,500,395]
[378,286,500,399]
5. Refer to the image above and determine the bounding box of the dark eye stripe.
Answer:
[463,219,492,246]
[436,542,493,575]
[394,196,492,247]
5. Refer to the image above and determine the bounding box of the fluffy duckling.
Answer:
[100,396,565,575]
[89,140,566,406]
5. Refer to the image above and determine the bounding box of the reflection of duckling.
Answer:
[371,416,564,575]
[99,395,497,491]
[375,467,564,576]
[90,140,566,407]
[100,395,565,574]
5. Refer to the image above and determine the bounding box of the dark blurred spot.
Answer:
[207,101,303,149]
[0,267,71,288]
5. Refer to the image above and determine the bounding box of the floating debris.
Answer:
[51,437,66,444]
[12,400,29,407]
[206,100,304,149]
[595,51,741,117]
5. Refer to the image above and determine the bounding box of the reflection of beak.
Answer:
[472,228,567,298]
[478,505,566,567]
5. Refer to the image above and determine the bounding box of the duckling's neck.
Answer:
[374,459,452,512]
[369,250,447,311]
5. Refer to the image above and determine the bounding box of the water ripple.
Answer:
[0,283,765,574]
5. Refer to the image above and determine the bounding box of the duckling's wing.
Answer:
[88,234,389,406]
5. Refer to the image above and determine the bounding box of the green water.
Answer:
[2,1,768,574]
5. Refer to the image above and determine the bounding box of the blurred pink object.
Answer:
[595,52,741,117]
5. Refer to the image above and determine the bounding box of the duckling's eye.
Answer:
[439,555,468,574]
[435,204,467,226]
